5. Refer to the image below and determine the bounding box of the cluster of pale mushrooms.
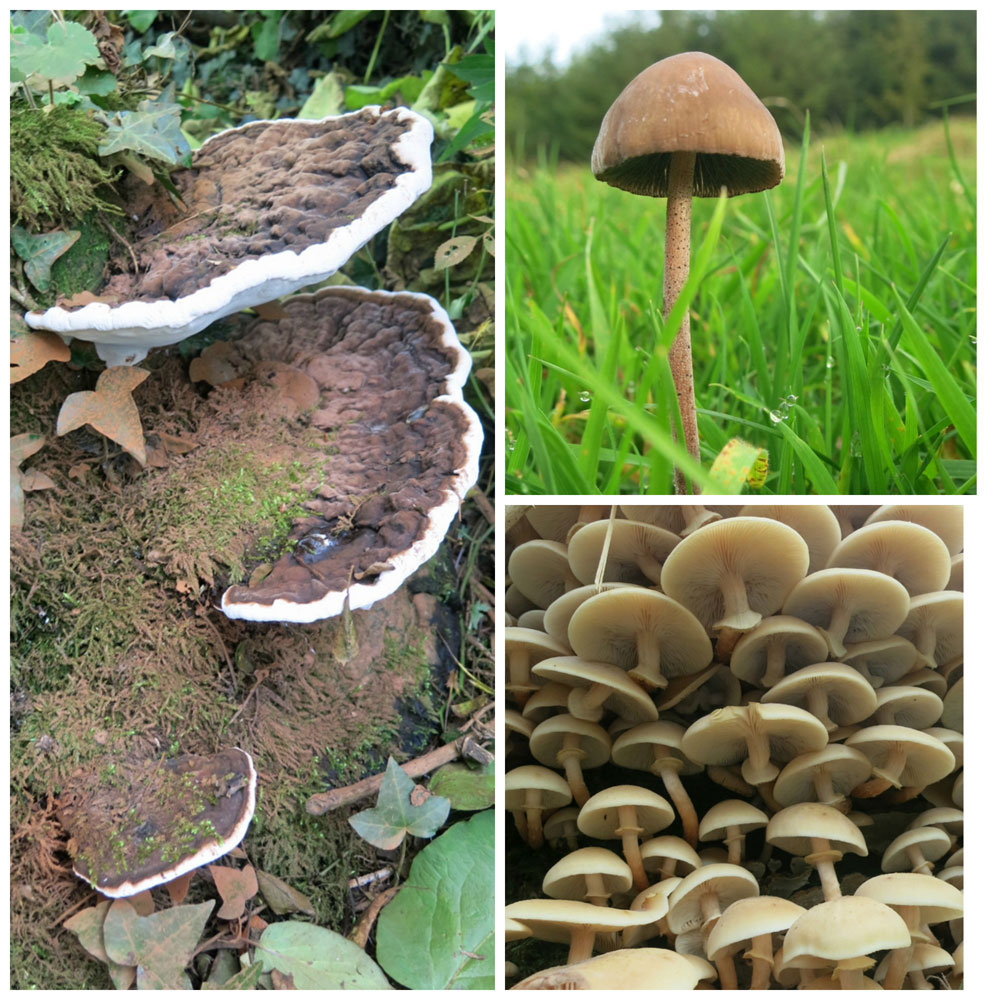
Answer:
[505,505,963,990]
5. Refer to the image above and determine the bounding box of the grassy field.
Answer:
[505,118,976,495]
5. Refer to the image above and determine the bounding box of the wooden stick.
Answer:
[305,720,494,816]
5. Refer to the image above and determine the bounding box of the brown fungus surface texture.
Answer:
[57,748,255,897]
[97,111,410,305]
[219,285,481,622]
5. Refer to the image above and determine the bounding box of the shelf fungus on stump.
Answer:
[58,748,256,898]
[25,107,433,366]
[215,285,483,623]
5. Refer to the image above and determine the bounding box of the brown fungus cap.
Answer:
[219,287,481,623]
[27,108,433,366]
[59,748,256,898]
[592,51,784,199]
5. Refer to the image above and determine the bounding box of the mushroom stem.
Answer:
[566,926,597,965]
[653,755,699,848]
[664,149,700,495]
[747,934,775,990]
[881,904,919,991]
[717,570,761,632]
[615,804,650,891]
[761,640,789,688]
[805,842,844,901]
[557,736,591,807]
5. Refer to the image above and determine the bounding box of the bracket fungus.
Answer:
[25,107,433,366]
[212,286,481,623]
[58,748,256,898]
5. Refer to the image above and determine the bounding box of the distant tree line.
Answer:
[506,9,976,162]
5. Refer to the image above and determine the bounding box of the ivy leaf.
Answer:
[427,760,495,811]
[124,10,158,33]
[11,226,81,293]
[11,329,71,383]
[11,20,102,89]
[143,31,178,61]
[56,366,150,465]
[98,100,190,165]
[210,863,259,921]
[103,899,214,990]
[203,961,263,990]
[11,433,45,530]
[349,758,450,849]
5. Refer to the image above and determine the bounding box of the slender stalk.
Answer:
[664,150,700,494]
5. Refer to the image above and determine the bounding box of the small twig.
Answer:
[306,718,494,816]
[349,886,399,949]
[101,216,139,274]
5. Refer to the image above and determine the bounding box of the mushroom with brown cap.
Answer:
[58,747,256,897]
[26,108,434,367]
[660,517,810,633]
[592,52,784,492]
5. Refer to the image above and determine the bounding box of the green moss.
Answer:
[50,210,113,299]
[10,103,120,229]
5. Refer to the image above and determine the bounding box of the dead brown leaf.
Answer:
[164,870,193,907]
[56,366,150,465]
[11,330,70,383]
[20,469,57,491]
[11,433,46,530]
[209,863,258,921]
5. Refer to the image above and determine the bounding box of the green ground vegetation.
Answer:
[506,118,976,495]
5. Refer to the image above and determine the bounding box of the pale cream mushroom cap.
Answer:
[842,635,927,688]
[782,567,910,658]
[881,826,952,873]
[761,663,877,730]
[640,835,703,879]
[845,725,955,789]
[524,506,580,542]
[829,504,880,536]
[666,862,760,935]
[827,520,951,596]
[505,627,572,702]
[871,684,943,729]
[510,947,700,990]
[705,894,807,961]
[568,518,680,586]
[896,591,963,669]
[782,895,910,969]
[516,609,546,631]
[661,517,810,632]
[541,581,635,646]
[948,553,963,591]
[766,802,868,859]
[680,703,828,785]
[508,540,582,608]
[532,656,658,724]
[620,503,721,535]
[576,784,676,840]
[773,745,872,808]
[864,504,963,556]
[941,676,963,731]
[522,682,571,723]
[855,871,963,926]
[542,846,633,902]
[730,615,829,688]
[698,799,769,844]
[739,503,841,574]
[567,587,712,690]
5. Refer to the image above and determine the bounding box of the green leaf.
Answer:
[251,14,282,63]
[447,54,494,104]
[343,74,427,111]
[76,66,117,96]
[427,760,495,811]
[256,922,390,989]
[143,31,178,61]
[11,20,102,88]
[348,758,450,849]
[307,10,371,43]
[124,10,158,33]
[376,810,494,989]
[11,226,81,293]
[98,100,190,165]
[298,71,345,119]
[202,961,262,990]
[103,899,215,990]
